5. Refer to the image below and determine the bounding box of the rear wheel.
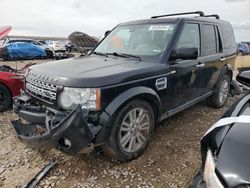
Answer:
[207,74,230,108]
[0,84,12,112]
[102,99,154,161]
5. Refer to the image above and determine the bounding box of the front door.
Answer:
[164,22,201,111]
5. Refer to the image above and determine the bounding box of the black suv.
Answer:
[11,11,236,161]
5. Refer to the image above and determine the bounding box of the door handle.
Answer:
[196,63,205,68]
[220,57,226,62]
[167,70,176,75]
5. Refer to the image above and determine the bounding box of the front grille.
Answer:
[26,73,58,103]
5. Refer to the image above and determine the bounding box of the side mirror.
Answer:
[104,30,110,36]
[236,70,250,87]
[170,47,198,60]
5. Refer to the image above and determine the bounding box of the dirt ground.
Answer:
[0,55,249,188]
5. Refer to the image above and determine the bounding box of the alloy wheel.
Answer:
[119,108,150,153]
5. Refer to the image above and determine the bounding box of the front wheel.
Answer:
[207,74,230,108]
[0,84,12,112]
[102,100,155,161]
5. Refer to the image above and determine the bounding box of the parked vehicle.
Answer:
[65,41,77,52]
[0,42,47,60]
[1,38,55,58]
[46,41,66,52]
[68,32,98,53]
[191,69,250,188]
[0,65,25,111]
[11,11,237,161]
[242,41,250,49]
[0,26,34,112]
[237,42,250,55]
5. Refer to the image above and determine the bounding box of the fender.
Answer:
[0,72,23,97]
[95,86,161,145]
[105,86,161,117]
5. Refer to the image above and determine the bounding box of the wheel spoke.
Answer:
[138,114,146,124]
[136,109,143,122]
[129,111,134,124]
[128,137,135,152]
[121,132,132,147]
[121,121,131,132]
[136,134,144,145]
[140,122,149,131]
[138,133,146,143]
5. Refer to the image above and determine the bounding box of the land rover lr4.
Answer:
[12,11,236,161]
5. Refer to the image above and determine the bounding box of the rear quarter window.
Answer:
[220,22,236,54]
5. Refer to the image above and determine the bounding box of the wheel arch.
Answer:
[0,81,13,98]
[215,64,233,89]
[95,86,161,145]
[105,86,161,121]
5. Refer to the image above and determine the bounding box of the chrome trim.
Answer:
[26,83,57,100]
[25,72,58,102]
[26,76,57,91]
[155,77,167,90]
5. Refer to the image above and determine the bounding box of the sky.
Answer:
[0,0,249,41]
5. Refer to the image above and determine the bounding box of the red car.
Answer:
[0,26,25,111]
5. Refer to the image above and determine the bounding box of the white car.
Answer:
[46,41,66,52]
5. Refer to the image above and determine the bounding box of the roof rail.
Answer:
[151,11,205,19]
[203,14,220,19]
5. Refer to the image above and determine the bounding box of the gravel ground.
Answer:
[0,56,249,188]
[0,94,244,188]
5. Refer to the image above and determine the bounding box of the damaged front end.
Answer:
[11,93,102,154]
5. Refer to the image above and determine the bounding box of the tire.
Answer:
[0,84,12,112]
[102,99,155,161]
[207,74,230,108]
[189,170,206,188]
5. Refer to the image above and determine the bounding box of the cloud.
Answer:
[225,0,247,2]
[232,21,250,30]
[0,0,249,41]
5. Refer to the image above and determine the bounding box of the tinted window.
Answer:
[203,25,217,56]
[215,26,223,53]
[221,22,236,50]
[94,23,176,61]
[177,23,200,54]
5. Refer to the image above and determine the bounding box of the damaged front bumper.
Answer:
[11,93,102,154]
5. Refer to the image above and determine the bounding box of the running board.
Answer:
[160,91,213,121]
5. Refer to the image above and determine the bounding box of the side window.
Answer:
[202,25,217,56]
[176,23,200,54]
[215,26,223,53]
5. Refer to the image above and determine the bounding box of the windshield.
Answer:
[94,23,176,60]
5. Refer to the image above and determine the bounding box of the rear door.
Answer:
[195,24,224,94]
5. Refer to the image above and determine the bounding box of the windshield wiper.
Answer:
[107,52,141,61]
[92,51,107,57]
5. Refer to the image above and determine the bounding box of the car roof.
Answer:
[118,16,230,26]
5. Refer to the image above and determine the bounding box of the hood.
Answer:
[28,55,167,87]
[216,97,250,187]
[0,26,11,40]
[68,32,98,53]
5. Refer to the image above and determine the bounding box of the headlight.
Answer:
[58,87,100,110]
[204,150,224,188]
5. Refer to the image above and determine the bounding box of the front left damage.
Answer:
[11,92,106,154]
